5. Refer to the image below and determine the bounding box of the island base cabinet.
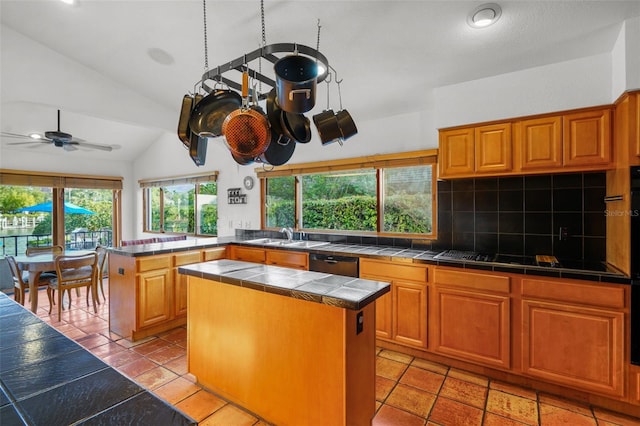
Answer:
[188,276,376,426]
[521,299,624,397]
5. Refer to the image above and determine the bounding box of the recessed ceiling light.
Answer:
[467,3,502,29]
[147,48,175,66]
[60,0,76,5]
[29,133,42,139]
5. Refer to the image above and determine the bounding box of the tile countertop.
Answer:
[179,259,391,311]
[0,293,196,426]
[107,236,631,285]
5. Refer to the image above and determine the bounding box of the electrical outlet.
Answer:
[559,226,568,241]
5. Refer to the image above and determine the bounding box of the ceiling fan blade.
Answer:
[7,140,50,147]
[63,144,78,152]
[73,141,113,152]
[1,132,32,139]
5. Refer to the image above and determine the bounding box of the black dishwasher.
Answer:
[309,253,359,277]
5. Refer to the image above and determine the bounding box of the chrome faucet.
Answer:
[280,227,294,241]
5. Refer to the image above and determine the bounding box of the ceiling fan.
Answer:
[1,109,113,152]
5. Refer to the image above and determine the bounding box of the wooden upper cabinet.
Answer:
[439,128,475,177]
[517,116,562,170]
[563,109,611,167]
[635,92,640,161]
[475,123,512,173]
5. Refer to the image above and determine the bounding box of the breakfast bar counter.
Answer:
[179,259,390,426]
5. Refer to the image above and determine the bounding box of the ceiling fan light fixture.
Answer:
[467,3,502,28]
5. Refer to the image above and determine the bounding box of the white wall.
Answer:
[433,53,613,129]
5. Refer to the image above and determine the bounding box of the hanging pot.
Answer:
[274,55,317,114]
[189,88,242,137]
[259,134,295,166]
[177,94,194,147]
[312,109,342,145]
[281,111,311,144]
[222,70,271,158]
[336,109,358,141]
[231,151,255,165]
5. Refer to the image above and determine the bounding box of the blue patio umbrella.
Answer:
[18,201,95,215]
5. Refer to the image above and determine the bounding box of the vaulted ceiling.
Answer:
[2,0,639,161]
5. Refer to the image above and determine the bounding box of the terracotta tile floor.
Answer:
[12,281,640,426]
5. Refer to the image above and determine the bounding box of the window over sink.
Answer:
[258,150,437,238]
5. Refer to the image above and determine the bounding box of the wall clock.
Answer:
[243,176,254,190]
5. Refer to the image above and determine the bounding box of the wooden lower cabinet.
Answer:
[138,268,172,328]
[521,278,626,398]
[631,366,640,405]
[228,245,308,270]
[360,259,428,349]
[109,246,227,341]
[432,268,511,369]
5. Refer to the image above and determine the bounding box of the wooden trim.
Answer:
[139,171,218,187]
[255,149,438,178]
[0,168,123,189]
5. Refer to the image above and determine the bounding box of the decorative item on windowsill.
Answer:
[176,0,356,167]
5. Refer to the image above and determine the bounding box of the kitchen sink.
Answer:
[243,238,329,248]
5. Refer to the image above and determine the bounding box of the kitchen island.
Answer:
[179,259,390,426]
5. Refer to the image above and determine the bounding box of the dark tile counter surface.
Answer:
[106,236,233,257]
[0,293,196,426]
[104,235,631,285]
[232,239,632,285]
[179,259,390,310]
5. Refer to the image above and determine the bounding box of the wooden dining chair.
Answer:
[47,252,98,321]
[25,245,64,256]
[5,255,55,306]
[95,245,108,303]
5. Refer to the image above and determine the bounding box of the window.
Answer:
[0,169,123,255]
[140,172,218,236]
[258,150,437,238]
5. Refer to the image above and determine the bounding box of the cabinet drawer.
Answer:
[434,268,510,293]
[266,250,308,269]
[137,255,171,272]
[203,247,226,261]
[230,246,266,263]
[173,251,202,267]
[521,278,626,309]
[360,259,428,282]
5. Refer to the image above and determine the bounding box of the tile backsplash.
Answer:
[436,172,606,262]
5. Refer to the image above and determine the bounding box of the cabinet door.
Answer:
[393,280,427,348]
[631,366,640,405]
[433,286,510,369]
[374,291,393,340]
[518,116,562,170]
[173,251,202,318]
[635,92,640,160]
[138,268,172,328]
[521,299,624,397]
[439,128,475,177]
[475,123,512,173]
[563,109,611,167]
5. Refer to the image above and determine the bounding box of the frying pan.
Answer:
[222,71,271,158]
[189,88,241,137]
[177,94,193,147]
[259,132,295,166]
[280,110,311,143]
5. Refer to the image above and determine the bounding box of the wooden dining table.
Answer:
[13,250,94,313]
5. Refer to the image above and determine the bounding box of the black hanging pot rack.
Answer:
[198,43,329,102]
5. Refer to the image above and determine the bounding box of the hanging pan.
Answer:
[222,70,271,158]
[177,94,194,148]
[274,54,318,114]
[189,86,241,137]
